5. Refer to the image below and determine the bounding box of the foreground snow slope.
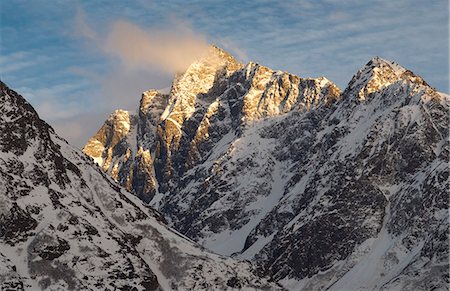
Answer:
[0,81,281,290]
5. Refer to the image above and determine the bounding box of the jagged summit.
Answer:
[368,56,406,71]
[238,62,340,121]
[208,44,243,67]
[344,56,433,101]
[170,45,243,97]
[178,44,243,77]
[83,109,133,167]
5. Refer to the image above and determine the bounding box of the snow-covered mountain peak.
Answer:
[176,44,243,83]
[368,56,406,71]
[163,45,243,124]
[344,56,433,102]
[207,44,244,70]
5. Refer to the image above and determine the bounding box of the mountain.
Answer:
[0,81,282,290]
[84,47,449,290]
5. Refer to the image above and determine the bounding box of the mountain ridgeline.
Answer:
[83,46,449,290]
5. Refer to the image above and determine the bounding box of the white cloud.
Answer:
[75,9,214,74]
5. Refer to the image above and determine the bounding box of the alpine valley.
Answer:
[1,45,448,290]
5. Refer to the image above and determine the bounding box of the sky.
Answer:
[1,0,448,147]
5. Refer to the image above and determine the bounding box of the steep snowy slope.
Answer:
[84,49,449,290]
[0,81,281,290]
[248,57,449,290]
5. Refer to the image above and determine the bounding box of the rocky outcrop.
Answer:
[234,62,340,122]
[83,89,169,202]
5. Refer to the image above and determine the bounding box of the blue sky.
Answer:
[1,0,448,147]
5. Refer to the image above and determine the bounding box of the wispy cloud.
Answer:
[75,8,212,74]
[0,52,50,75]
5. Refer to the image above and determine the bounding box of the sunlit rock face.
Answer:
[154,46,245,191]
[83,90,169,202]
[344,56,432,102]
[83,109,133,172]
[84,49,449,290]
[0,81,282,291]
[152,46,341,193]
[236,62,340,122]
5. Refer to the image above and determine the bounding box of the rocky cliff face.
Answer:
[84,48,449,290]
[0,81,281,290]
[84,89,168,203]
